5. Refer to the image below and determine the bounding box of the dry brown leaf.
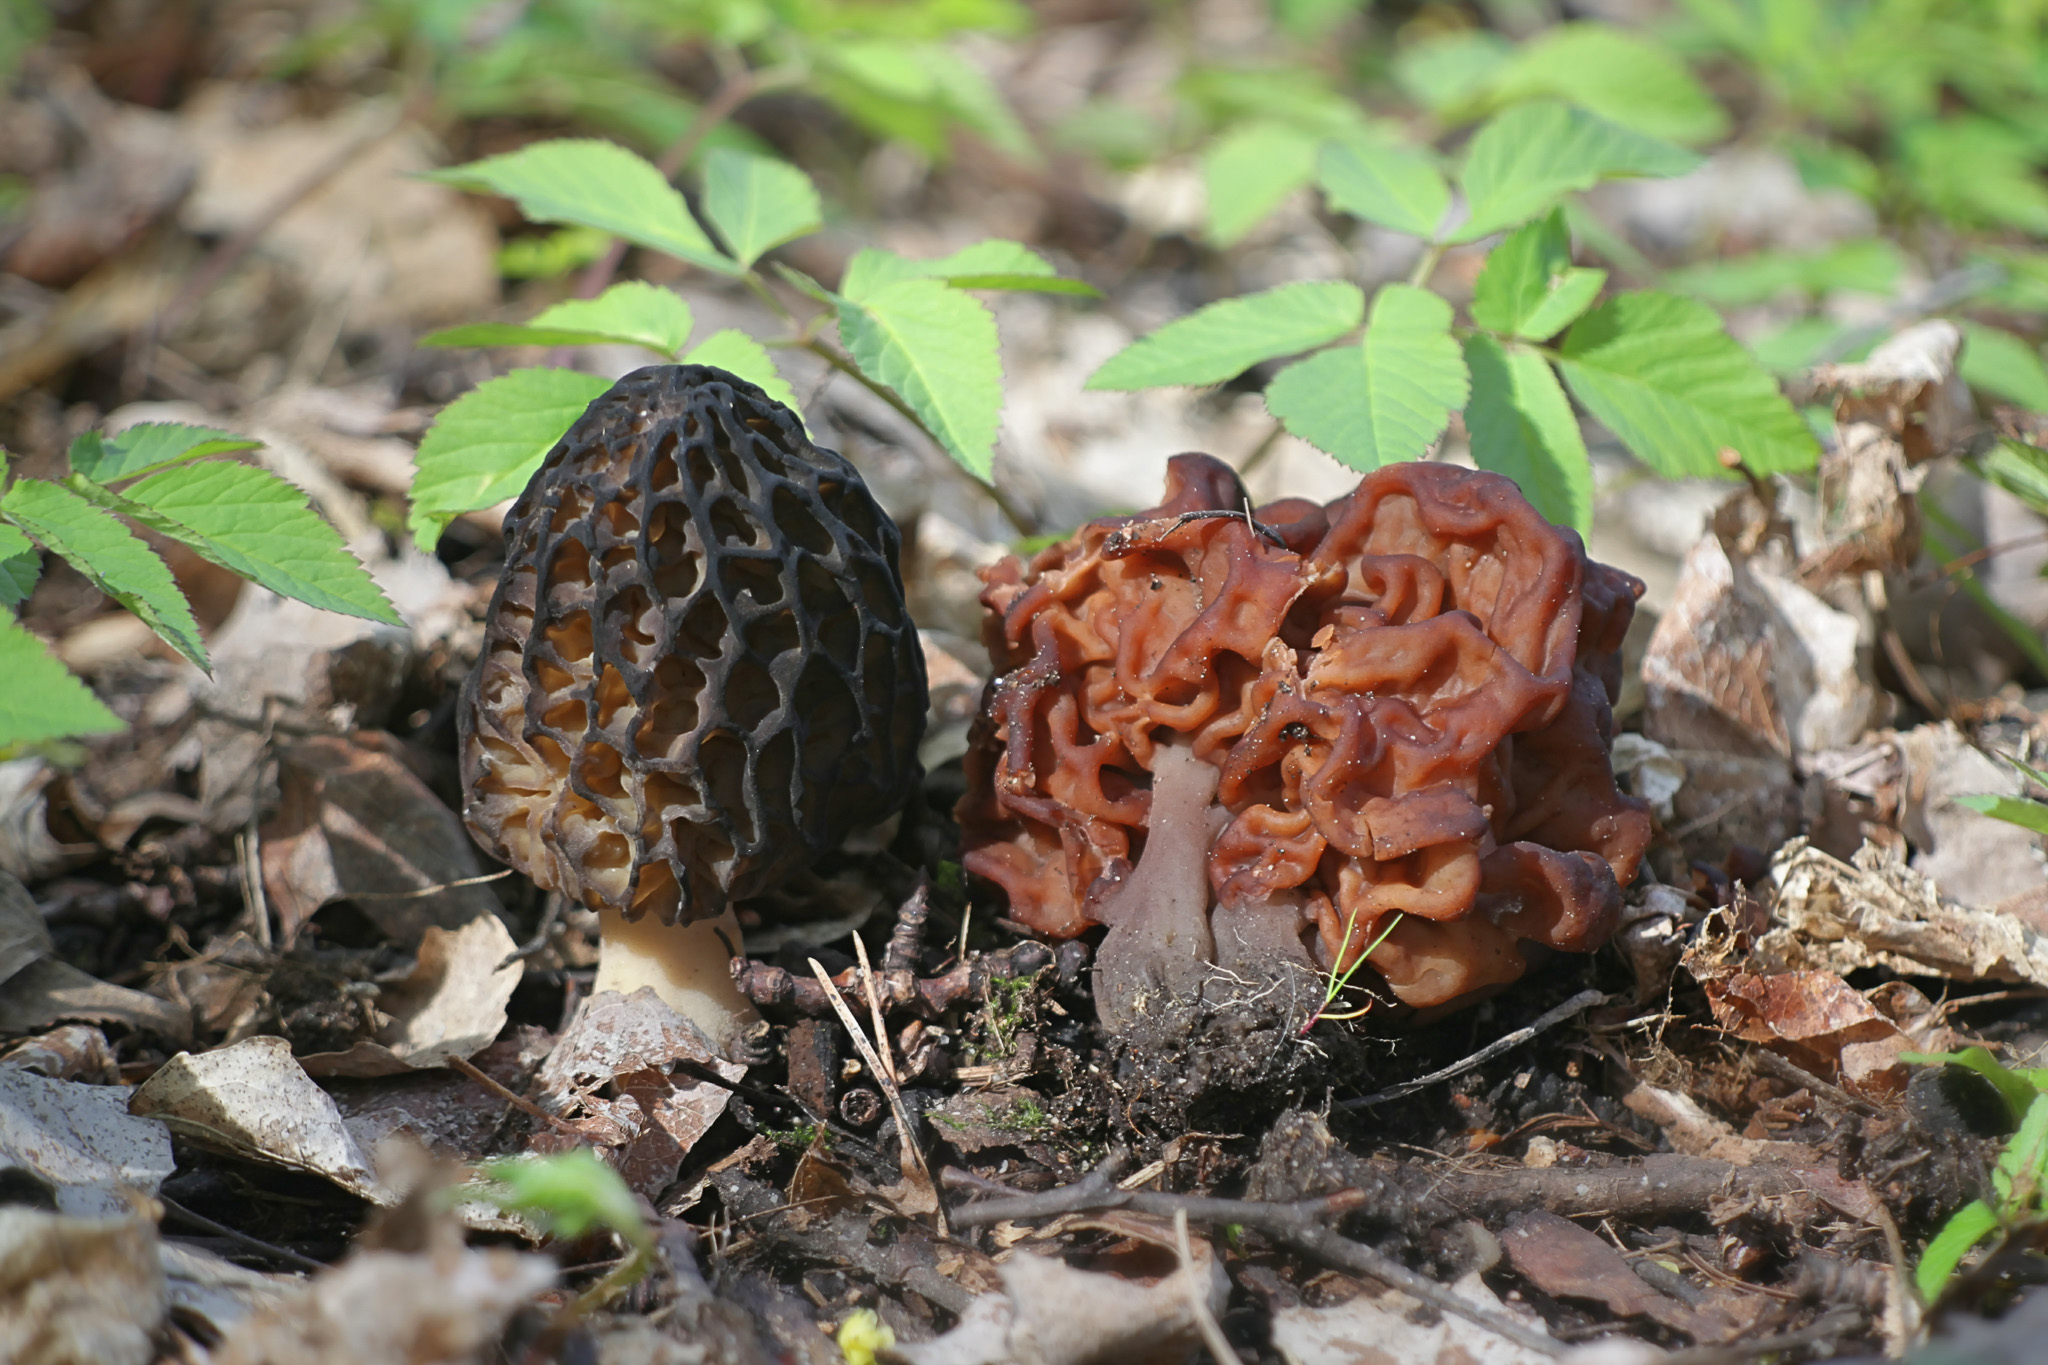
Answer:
[261,733,501,947]
[129,1035,392,1204]
[298,913,523,1078]
[0,1069,174,1216]
[890,1210,1226,1365]
[0,871,191,1042]
[0,1208,165,1365]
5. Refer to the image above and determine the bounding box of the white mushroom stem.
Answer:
[592,905,763,1059]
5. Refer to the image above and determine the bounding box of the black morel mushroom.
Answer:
[459,365,928,1053]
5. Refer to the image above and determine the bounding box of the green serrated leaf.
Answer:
[1955,793,2048,838]
[408,369,615,550]
[1960,322,2048,412]
[1265,285,1469,471]
[1453,101,1700,244]
[1086,282,1365,391]
[1462,336,1592,534]
[0,612,123,748]
[1315,138,1449,238]
[429,139,738,275]
[118,461,401,626]
[1202,120,1322,247]
[1556,291,1820,478]
[1470,209,1606,340]
[682,329,799,411]
[1482,23,1730,146]
[837,279,1002,481]
[0,479,208,670]
[841,240,1067,302]
[1665,239,1906,307]
[944,273,1101,297]
[0,524,38,606]
[701,148,823,269]
[70,423,261,484]
[423,282,695,358]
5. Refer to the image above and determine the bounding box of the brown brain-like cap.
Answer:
[459,364,927,927]
[958,452,1650,1010]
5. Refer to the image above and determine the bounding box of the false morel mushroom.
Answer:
[459,365,927,1054]
[959,453,1650,1035]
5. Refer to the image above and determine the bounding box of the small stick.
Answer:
[500,890,565,971]
[159,1193,327,1274]
[1174,1207,1243,1365]
[447,1055,586,1139]
[347,869,515,900]
[810,958,947,1236]
[1337,989,1605,1110]
[237,822,271,950]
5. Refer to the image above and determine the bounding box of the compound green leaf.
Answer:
[1665,239,1905,306]
[1086,282,1365,391]
[408,368,614,549]
[1977,440,2048,520]
[1202,120,1322,246]
[1470,209,1605,339]
[69,423,260,484]
[841,240,1081,302]
[1960,322,2048,412]
[1265,284,1469,470]
[430,139,738,275]
[682,329,799,411]
[0,613,123,748]
[1483,23,1729,146]
[0,479,207,670]
[1462,335,1593,534]
[119,461,401,626]
[1557,291,1819,478]
[1315,138,1449,238]
[701,148,822,268]
[1453,101,1699,243]
[837,280,1002,481]
[0,525,38,606]
[423,282,695,357]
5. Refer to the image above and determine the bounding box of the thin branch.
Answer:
[946,1156,1561,1358]
[159,1193,328,1274]
[1336,989,1605,1110]
[1174,1207,1243,1365]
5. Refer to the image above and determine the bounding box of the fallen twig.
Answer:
[1337,989,1606,1110]
[947,1153,1562,1357]
[810,957,947,1235]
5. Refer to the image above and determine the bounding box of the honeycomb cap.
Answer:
[459,364,928,926]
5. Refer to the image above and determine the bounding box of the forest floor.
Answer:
[7,4,2048,1364]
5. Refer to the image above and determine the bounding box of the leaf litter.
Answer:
[15,11,2048,1365]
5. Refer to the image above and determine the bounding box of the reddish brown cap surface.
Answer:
[958,453,1649,1008]
[460,365,926,927]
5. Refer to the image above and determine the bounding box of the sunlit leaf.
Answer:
[0,611,123,748]
[1463,336,1592,533]
[0,479,208,669]
[69,423,260,485]
[1453,101,1699,243]
[423,282,695,357]
[700,148,823,268]
[1266,285,1469,470]
[1556,291,1819,477]
[118,461,401,626]
[837,280,1003,480]
[682,329,799,411]
[1202,120,1322,246]
[1086,282,1365,390]
[430,139,738,274]
[1315,138,1449,238]
[408,369,614,549]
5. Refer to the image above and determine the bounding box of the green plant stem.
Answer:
[799,337,1039,537]
[1408,241,1449,288]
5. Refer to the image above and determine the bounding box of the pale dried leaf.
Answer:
[0,1208,165,1365]
[1270,1269,1554,1365]
[0,1070,174,1216]
[299,913,523,1078]
[129,1035,391,1203]
[210,1242,554,1365]
[0,871,192,1041]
